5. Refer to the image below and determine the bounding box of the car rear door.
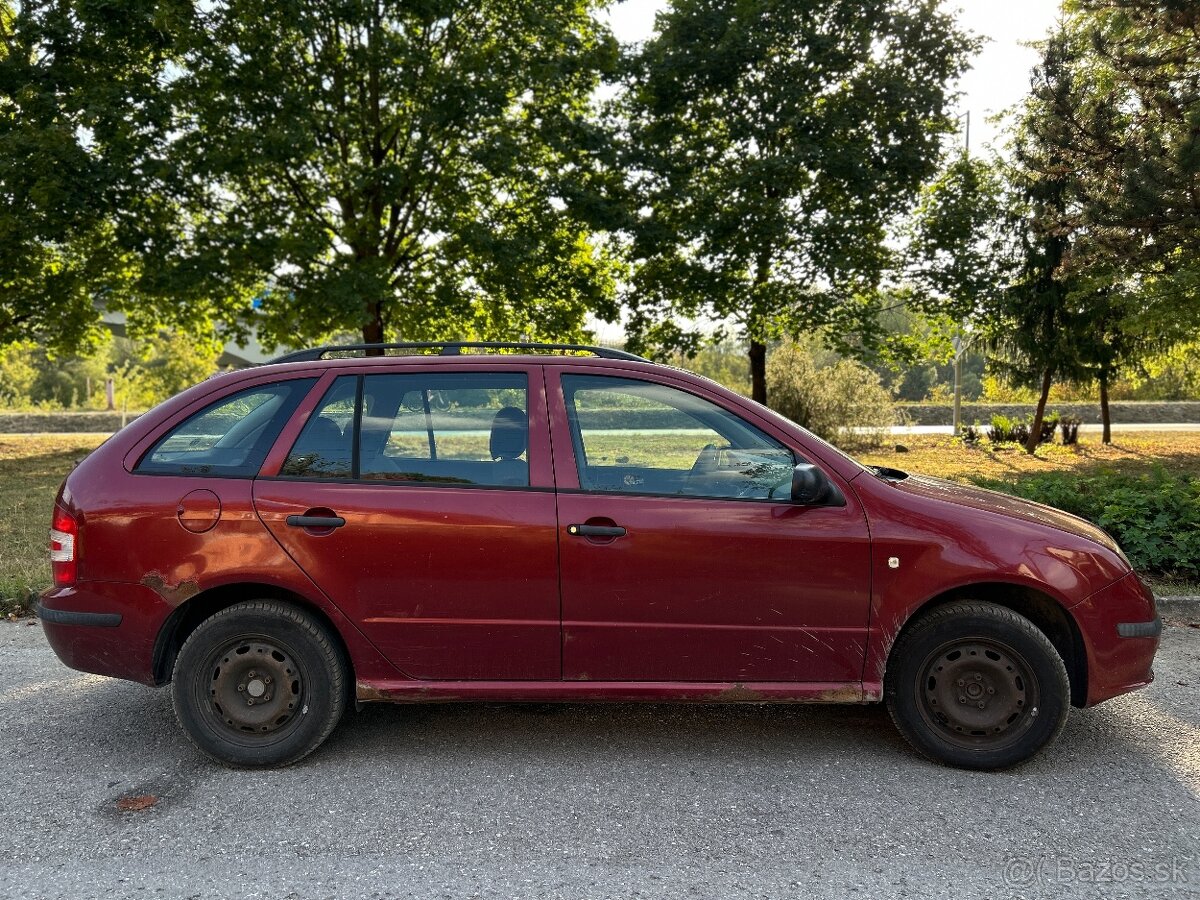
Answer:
[548,366,871,685]
[253,362,561,681]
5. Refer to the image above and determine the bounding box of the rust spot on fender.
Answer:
[356,681,388,702]
[140,573,200,608]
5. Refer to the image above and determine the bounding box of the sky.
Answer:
[602,0,1064,152]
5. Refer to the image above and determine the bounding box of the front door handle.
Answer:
[286,514,346,529]
[568,523,626,538]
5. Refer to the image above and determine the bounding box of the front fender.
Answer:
[851,473,1130,694]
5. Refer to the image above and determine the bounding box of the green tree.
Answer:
[1033,1,1200,326]
[666,341,752,396]
[116,330,222,408]
[621,0,976,404]
[905,154,1013,324]
[986,211,1081,455]
[1002,21,1187,446]
[988,34,1089,456]
[0,340,37,405]
[0,0,182,352]
[151,0,623,350]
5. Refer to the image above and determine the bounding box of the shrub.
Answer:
[1059,415,1082,445]
[975,470,1200,578]
[1038,411,1060,445]
[988,412,1056,446]
[988,414,1015,443]
[766,340,896,450]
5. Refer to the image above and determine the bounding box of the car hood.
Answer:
[888,473,1127,559]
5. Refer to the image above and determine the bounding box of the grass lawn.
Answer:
[0,434,107,615]
[855,431,1200,484]
[3,430,1200,615]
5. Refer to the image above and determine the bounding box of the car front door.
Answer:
[253,364,560,681]
[549,368,871,685]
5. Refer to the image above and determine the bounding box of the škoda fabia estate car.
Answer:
[38,342,1161,769]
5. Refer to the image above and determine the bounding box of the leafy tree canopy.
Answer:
[2,0,624,354]
[0,0,182,352]
[987,5,1200,445]
[904,153,1015,324]
[153,0,624,350]
[1027,1,1200,326]
[621,0,977,401]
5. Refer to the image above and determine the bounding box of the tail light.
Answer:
[50,505,78,587]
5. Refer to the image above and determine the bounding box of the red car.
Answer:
[39,342,1160,769]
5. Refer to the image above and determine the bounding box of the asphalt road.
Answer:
[1,603,1198,900]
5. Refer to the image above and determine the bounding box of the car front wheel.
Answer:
[171,600,347,767]
[885,601,1071,770]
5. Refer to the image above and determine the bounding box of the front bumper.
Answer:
[1071,572,1160,706]
[38,581,171,686]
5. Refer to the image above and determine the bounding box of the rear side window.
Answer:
[279,372,530,487]
[137,379,315,477]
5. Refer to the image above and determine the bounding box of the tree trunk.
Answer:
[748,246,773,406]
[362,301,384,355]
[1100,370,1111,444]
[749,340,767,405]
[1025,367,1053,455]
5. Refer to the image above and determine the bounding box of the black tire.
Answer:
[171,600,347,768]
[884,601,1070,770]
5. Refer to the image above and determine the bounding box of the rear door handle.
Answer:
[286,515,346,528]
[568,524,626,538]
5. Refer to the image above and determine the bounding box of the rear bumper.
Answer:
[38,581,170,686]
[1072,572,1160,706]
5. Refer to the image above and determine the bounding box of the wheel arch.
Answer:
[886,582,1089,708]
[152,582,354,687]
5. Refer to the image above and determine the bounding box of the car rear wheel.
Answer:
[171,600,346,767]
[885,601,1070,770]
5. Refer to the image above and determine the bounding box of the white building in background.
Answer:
[99,308,280,369]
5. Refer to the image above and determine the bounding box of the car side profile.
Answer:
[38,342,1161,769]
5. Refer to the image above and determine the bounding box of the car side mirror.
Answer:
[791,463,844,506]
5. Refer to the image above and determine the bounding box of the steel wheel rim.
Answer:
[197,635,306,743]
[916,637,1040,750]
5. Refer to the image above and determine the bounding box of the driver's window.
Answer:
[562,375,794,500]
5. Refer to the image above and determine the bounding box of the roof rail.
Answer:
[267,341,647,365]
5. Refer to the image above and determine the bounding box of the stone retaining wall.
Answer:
[0,412,143,433]
[5,400,1200,432]
[898,402,1200,427]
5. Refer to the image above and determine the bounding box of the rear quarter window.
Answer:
[136,379,316,477]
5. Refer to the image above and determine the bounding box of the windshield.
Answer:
[747,401,870,476]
